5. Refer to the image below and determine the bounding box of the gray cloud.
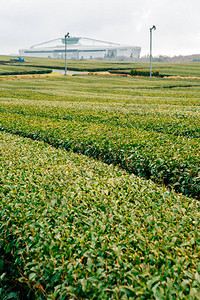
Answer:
[0,0,199,56]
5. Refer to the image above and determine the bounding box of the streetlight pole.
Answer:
[150,25,156,77]
[65,32,70,75]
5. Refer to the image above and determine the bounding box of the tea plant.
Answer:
[0,132,200,299]
[0,75,200,198]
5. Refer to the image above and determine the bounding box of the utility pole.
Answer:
[65,32,70,75]
[150,25,156,77]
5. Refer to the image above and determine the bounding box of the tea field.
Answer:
[0,72,200,299]
[0,58,51,76]
[1,55,200,76]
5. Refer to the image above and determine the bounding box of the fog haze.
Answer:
[0,0,199,56]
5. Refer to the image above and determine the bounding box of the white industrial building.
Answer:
[19,37,141,60]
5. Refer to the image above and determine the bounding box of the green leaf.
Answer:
[80,278,87,292]
[29,273,36,280]
[147,276,160,288]
[119,286,135,296]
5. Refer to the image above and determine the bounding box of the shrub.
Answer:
[130,69,160,77]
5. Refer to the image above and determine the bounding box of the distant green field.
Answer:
[0,60,51,75]
[1,55,200,76]
[0,70,200,298]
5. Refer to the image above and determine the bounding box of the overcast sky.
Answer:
[0,0,199,56]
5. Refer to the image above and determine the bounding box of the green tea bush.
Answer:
[130,69,160,77]
[0,69,52,76]
[0,132,200,299]
[0,75,199,200]
[0,111,199,199]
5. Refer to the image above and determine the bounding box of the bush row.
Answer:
[0,111,199,199]
[130,69,160,77]
[109,70,131,75]
[0,69,52,76]
[21,64,134,72]
[1,101,199,139]
[1,132,200,298]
